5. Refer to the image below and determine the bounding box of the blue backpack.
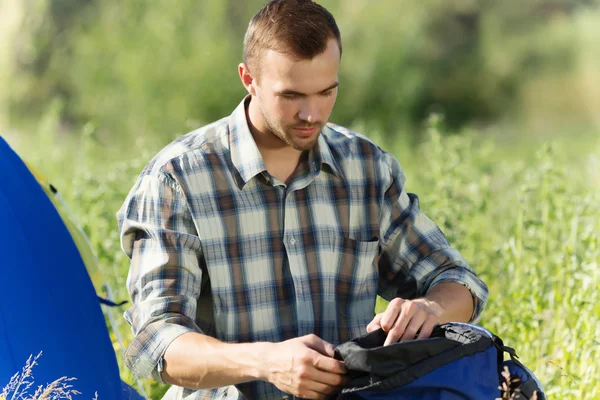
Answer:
[332,322,545,400]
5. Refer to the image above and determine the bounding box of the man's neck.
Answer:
[246,97,305,183]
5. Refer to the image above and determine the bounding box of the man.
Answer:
[117,1,488,399]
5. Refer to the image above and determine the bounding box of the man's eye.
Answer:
[322,90,333,97]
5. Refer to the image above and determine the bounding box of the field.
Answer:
[5,117,600,399]
[3,1,600,398]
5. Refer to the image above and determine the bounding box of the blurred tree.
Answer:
[6,0,599,142]
[9,0,96,130]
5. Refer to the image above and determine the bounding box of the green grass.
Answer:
[5,116,599,399]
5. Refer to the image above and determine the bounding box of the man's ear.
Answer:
[238,63,257,96]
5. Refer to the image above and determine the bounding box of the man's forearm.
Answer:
[161,332,268,389]
[425,282,474,323]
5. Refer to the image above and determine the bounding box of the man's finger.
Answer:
[312,351,347,374]
[296,389,327,400]
[302,334,336,358]
[301,375,341,396]
[379,298,405,332]
[416,316,438,340]
[366,313,383,332]
[400,310,427,341]
[383,307,412,346]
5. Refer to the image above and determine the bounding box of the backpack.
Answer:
[332,322,545,400]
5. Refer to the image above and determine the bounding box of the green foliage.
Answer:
[7,0,600,142]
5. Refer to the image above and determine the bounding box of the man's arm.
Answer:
[162,332,347,398]
[367,152,488,344]
[425,281,474,323]
[160,332,262,388]
[118,169,205,382]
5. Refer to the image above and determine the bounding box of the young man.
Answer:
[117,1,488,399]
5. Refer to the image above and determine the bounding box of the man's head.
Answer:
[239,0,342,151]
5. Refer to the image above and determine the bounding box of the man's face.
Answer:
[251,38,340,151]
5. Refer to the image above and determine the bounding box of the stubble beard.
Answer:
[262,110,321,152]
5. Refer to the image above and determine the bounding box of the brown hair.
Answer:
[243,0,342,76]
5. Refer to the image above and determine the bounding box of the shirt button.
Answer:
[289,237,296,245]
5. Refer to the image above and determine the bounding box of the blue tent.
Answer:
[0,137,144,399]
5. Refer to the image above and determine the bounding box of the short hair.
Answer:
[243,0,342,76]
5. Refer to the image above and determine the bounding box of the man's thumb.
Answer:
[303,334,336,357]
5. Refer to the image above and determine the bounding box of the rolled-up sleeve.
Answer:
[376,153,488,322]
[117,169,204,382]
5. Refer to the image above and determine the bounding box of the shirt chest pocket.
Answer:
[313,234,380,300]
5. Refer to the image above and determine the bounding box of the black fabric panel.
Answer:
[334,323,495,393]
[336,337,460,379]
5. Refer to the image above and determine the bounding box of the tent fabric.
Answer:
[0,137,142,399]
[24,160,106,293]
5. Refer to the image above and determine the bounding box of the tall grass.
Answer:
[383,119,600,399]
[5,113,599,399]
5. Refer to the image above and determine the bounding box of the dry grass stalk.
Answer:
[497,365,538,400]
[0,352,98,400]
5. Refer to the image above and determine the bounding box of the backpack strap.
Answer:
[97,296,128,307]
[492,336,546,400]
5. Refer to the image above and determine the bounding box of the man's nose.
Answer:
[298,99,321,124]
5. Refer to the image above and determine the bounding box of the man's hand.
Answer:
[366,298,443,346]
[262,334,348,399]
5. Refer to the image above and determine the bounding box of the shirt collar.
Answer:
[228,96,345,187]
[311,127,345,181]
[228,96,268,186]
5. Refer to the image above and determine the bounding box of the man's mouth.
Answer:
[292,126,319,137]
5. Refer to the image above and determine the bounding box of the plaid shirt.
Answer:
[117,97,488,399]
